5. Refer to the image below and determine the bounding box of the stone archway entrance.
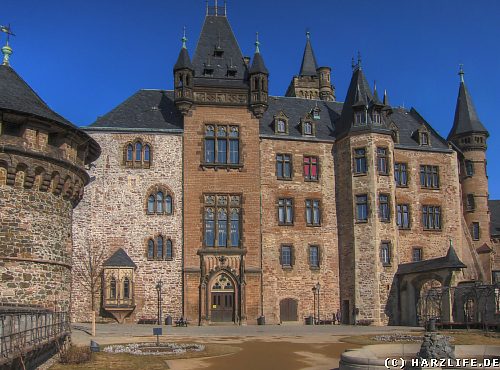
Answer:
[210,273,235,322]
[416,279,442,326]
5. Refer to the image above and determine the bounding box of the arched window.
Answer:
[147,195,155,214]
[156,192,164,213]
[148,239,154,259]
[110,277,117,299]
[166,239,173,260]
[230,209,239,247]
[157,235,164,259]
[127,145,133,161]
[144,145,150,162]
[165,195,173,214]
[135,142,142,161]
[123,277,130,299]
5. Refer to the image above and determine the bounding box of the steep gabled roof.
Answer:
[249,51,268,75]
[88,90,183,131]
[174,47,193,71]
[192,15,247,86]
[489,200,500,237]
[103,248,137,268]
[448,79,488,139]
[299,35,318,77]
[0,64,75,128]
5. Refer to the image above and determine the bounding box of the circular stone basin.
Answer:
[103,342,205,356]
[340,344,500,370]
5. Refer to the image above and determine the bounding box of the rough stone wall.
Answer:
[260,138,339,324]
[71,132,183,323]
[459,149,491,282]
[183,106,262,324]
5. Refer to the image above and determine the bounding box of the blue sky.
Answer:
[3,0,499,198]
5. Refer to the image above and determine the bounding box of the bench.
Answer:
[138,318,157,324]
[175,317,188,327]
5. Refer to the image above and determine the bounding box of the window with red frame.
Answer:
[304,156,319,181]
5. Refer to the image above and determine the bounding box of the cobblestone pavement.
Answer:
[71,322,421,346]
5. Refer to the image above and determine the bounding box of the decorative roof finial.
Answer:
[306,30,310,40]
[206,0,209,15]
[224,0,227,16]
[357,51,362,69]
[1,24,15,66]
[255,32,260,53]
[215,0,218,16]
[373,80,377,93]
[449,238,453,248]
[181,26,187,49]
[458,64,464,83]
[351,56,355,71]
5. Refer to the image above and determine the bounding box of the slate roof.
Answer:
[396,246,466,275]
[88,90,183,131]
[174,47,194,71]
[260,96,341,141]
[448,80,488,139]
[249,51,268,75]
[299,36,318,77]
[192,15,248,87]
[0,64,75,128]
[489,200,500,237]
[103,248,137,268]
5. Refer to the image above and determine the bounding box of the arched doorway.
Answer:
[280,298,298,322]
[416,279,442,326]
[464,296,476,323]
[210,273,235,322]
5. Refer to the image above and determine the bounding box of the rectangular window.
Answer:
[276,154,292,179]
[380,242,391,265]
[377,148,388,175]
[396,204,410,229]
[394,163,408,186]
[379,194,390,221]
[420,165,439,189]
[412,247,423,262]
[354,148,367,174]
[280,245,292,267]
[305,199,321,226]
[356,195,368,222]
[309,245,320,268]
[465,160,474,177]
[304,156,319,181]
[278,198,294,225]
[466,194,475,211]
[492,271,500,284]
[204,125,240,165]
[472,222,480,240]
[204,194,241,247]
[422,205,441,230]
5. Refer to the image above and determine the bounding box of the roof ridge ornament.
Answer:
[182,26,187,49]
[1,24,15,66]
[458,63,464,83]
[255,32,260,53]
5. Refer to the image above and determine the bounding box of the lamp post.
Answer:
[315,282,321,325]
[156,280,163,325]
[312,286,317,324]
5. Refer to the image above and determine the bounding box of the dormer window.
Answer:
[303,122,313,135]
[274,111,289,135]
[355,110,367,125]
[372,111,381,125]
[214,48,224,58]
[420,132,429,146]
[227,65,237,77]
[203,68,214,77]
[389,122,399,143]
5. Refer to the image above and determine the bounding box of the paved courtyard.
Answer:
[70,323,421,370]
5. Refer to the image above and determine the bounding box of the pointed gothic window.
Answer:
[146,188,173,215]
[165,239,173,260]
[156,192,164,214]
[144,145,150,162]
[147,195,155,214]
[157,235,164,259]
[127,145,133,161]
[110,277,117,299]
[165,195,173,214]
[123,277,130,299]
[135,142,142,161]
[125,140,152,168]
[148,239,154,259]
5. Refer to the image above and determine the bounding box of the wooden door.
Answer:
[211,292,234,322]
[280,298,298,322]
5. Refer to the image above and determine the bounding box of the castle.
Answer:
[1,5,499,326]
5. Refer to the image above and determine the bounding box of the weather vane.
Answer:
[0,24,15,44]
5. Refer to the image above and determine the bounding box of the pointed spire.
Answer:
[299,31,318,77]
[174,27,193,71]
[372,80,382,104]
[448,65,488,139]
[383,89,390,106]
[357,51,362,70]
[250,32,268,75]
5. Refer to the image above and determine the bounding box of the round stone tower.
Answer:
[448,67,491,282]
[0,43,100,311]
